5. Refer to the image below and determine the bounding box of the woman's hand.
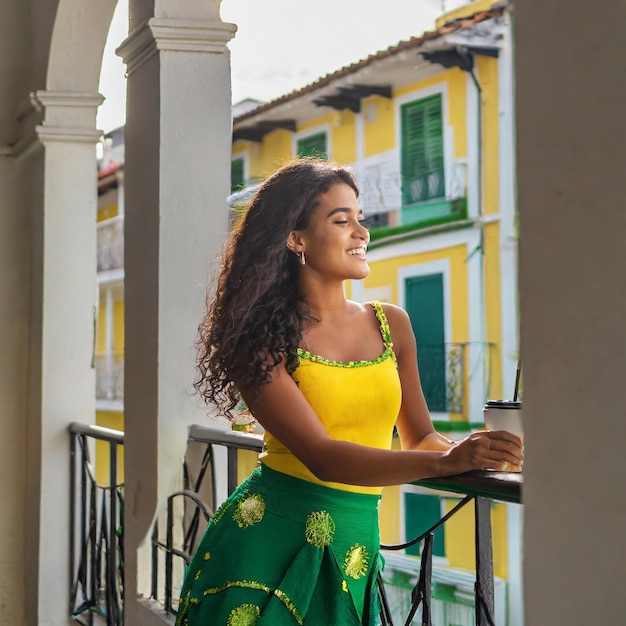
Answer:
[440,430,524,475]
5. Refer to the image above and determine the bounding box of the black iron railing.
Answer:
[154,425,521,625]
[69,422,124,626]
[379,472,521,626]
[417,342,467,413]
[150,424,264,616]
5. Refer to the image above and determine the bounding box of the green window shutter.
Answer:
[401,95,445,206]
[404,492,445,558]
[297,133,328,160]
[405,273,446,412]
[231,158,244,193]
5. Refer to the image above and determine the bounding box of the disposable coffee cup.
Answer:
[483,400,523,441]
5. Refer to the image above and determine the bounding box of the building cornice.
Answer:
[4,90,105,159]
[117,17,237,76]
[35,125,103,145]
[16,90,104,122]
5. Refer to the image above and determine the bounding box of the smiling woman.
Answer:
[176,158,523,625]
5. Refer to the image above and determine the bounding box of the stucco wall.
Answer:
[0,35,33,626]
[0,156,29,626]
[517,0,626,622]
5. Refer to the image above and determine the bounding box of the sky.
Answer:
[97,0,465,134]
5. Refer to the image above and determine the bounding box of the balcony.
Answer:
[97,215,124,274]
[418,342,467,415]
[69,422,124,625]
[95,354,124,406]
[68,422,521,626]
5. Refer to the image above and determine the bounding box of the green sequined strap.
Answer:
[371,301,396,363]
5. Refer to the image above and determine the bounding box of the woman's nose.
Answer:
[355,222,369,241]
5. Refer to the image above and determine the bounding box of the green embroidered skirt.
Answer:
[176,463,383,625]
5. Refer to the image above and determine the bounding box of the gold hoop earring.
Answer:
[299,251,306,266]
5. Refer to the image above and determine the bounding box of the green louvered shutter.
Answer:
[401,95,445,206]
[405,273,446,412]
[297,133,328,160]
[231,158,244,193]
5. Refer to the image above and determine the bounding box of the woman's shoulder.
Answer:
[365,300,410,325]
[346,300,412,337]
[347,300,409,322]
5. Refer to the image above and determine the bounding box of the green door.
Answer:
[405,274,446,412]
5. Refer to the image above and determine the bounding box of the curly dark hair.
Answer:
[195,157,360,416]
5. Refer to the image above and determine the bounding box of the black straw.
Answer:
[513,360,522,401]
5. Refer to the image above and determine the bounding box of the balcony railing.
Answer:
[67,421,521,625]
[150,425,264,615]
[149,424,521,625]
[94,355,124,402]
[69,422,124,626]
[380,473,521,625]
[97,215,124,273]
[417,341,494,416]
[418,342,466,414]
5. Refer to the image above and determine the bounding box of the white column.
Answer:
[18,90,102,626]
[497,12,519,399]
[118,9,236,623]
[517,0,626,623]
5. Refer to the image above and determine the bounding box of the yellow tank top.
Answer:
[260,301,402,494]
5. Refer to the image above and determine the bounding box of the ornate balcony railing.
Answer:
[94,355,124,402]
[379,473,521,625]
[416,341,495,416]
[97,215,124,273]
[418,342,466,414]
[149,425,264,616]
[69,422,124,626]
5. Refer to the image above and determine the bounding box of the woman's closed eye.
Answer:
[333,217,371,228]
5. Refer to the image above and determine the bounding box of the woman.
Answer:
[176,158,522,626]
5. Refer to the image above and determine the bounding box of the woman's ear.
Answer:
[286,230,304,254]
